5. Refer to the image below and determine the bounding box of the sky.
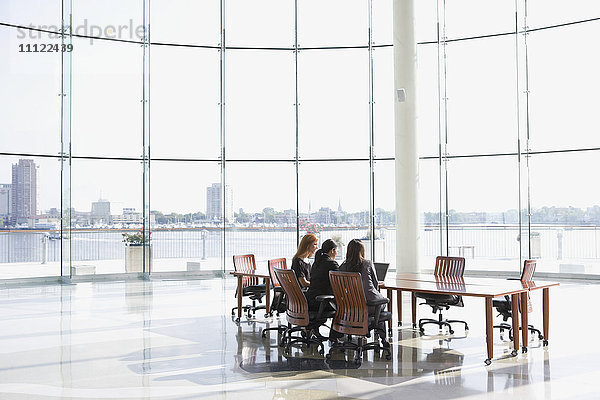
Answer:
[1,1,600,215]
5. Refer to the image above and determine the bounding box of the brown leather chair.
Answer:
[493,260,544,343]
[328,271,391,364]
[416,256,468,335]
[261,258,289,338]
[231,254,266,320]
[272,268,333,354]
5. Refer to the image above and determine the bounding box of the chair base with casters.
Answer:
[261,288,287,337]
[493,322,544,342]
[276,295,335,354]
[231,284,267,321]
[327,299,392,364]
[417,294,468,335]
[493,295,543,342]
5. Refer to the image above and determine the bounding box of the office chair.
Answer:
[271,268,334,354]
[327,271,392,364]
[261,258,289,338]
[231,254,267,320]
[493,260,544,343]
[416,256,468,335]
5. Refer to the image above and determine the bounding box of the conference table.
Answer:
[381,273,559,365]
[230,270,271,322]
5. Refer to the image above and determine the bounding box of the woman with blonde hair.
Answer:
[291,233,318,288]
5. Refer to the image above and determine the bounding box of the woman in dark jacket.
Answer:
[305,239,339,311]
[339,238,387,315]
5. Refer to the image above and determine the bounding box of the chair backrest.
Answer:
[233,254,258,288]
[521,259,536,313]
[434,256,466,277]
[329,271,369,336]
[374,262,390,281]
[274,268,309,327]
[268,258,287,288]
[521,259,536,282]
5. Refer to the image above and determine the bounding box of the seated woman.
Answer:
[305,239,339,311]
[339,239,387,315]
[291,233,318,289]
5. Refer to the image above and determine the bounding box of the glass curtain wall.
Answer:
[1,0,600,279]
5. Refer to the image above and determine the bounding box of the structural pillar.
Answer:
[393,0,420,272]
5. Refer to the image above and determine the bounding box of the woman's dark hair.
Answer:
[344,239,365,272]
[315,239,337,261]
[321,239,337,254]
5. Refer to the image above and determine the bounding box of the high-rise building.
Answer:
[10,159,39,226]
[0,184,11,225]
[206,183,233,222]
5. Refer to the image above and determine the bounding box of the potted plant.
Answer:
[122,230,152,273]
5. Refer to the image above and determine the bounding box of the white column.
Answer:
[394,0,420,272]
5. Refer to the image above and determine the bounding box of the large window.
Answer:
[2,1,600,280]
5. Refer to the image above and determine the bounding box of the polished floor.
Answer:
[0,277,598,399]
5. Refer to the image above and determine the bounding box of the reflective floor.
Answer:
[0,277,598,399]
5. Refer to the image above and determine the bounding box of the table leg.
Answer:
[543,288,549,346]
[265,277,271,317]
[397,289,403,326]
[236,275,243,321]
[511,293,520,356]
[411,292,417,328]
[485,297,493,365]
[520,291,529,353]
[386,289,393,334]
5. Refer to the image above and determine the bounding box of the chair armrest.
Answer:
[367,297,389,307]
[315,295,336,318]
[315,295,334,302]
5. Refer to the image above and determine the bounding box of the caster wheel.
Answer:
[412,323,417,329]
[511,350,518,357]
[449,330,454,335]
[264,313,269,318]
[538,335,544,340]
[464,326,469,331]
[385,352,392,360]
[261,332,266,338]
[522,346,528,353]
[543,340,548,346]
[484,359,492,366]
[325,353,331,360]
[419,327,424,333]
[398,321,402,327]
[235,318,240,323]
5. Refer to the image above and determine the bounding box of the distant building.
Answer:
[0,184,11,221]
[111,208,155,225]
[206,183,233,222]
[91,198,111,224]
[10,159,39,226]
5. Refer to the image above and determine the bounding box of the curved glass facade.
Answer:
[1,1,599,279]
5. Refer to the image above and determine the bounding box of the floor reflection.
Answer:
[0,279,594,399]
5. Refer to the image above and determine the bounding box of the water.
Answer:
[2,225,600,266]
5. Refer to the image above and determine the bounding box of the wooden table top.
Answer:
[387,273,559,291]
[381,273,559,298]
[381,278,526,298]
[229,270,270,279]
